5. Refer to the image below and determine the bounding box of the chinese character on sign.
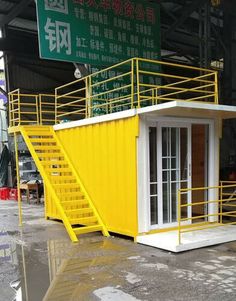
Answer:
[124,1,134,18]
[86,0,97,7]
[112,0,123,15]
[45,0,68,14]
[135,3,145,21]
[146,7,156,24]
[44,18,71,55]
[76,37,87,48]
[74,8,86,19]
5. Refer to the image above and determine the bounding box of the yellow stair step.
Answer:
[49,176,76,181]
[28,135,54,139]
[61,200,88,207]
[41,161,68,166]
[26,129,51,133]
[66,207,93,215]
[45,168,72,173]
[58,191,84,198]
[31,139,56,143]
[51,180,77,185]
[27,130,52,135]
[38,153,64,158]
[50,175,77,185]
[53,183,79,190]
[69,216,98,225]
[73,225,103,235]
[34,146,61,151]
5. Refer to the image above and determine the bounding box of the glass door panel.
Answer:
[149,122,192,228]
[160,125,191,226]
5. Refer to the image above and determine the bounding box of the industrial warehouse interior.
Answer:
[1,0,236,300]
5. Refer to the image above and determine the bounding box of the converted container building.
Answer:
[9,58,236,252]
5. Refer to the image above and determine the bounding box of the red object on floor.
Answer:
[9,188,18,201]
[0,187,10,200]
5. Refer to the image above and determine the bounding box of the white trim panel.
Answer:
[54,109,136,131]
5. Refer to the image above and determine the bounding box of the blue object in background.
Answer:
[0,79,7,104]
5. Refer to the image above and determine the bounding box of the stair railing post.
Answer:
[14,133,22,226]
[136,58,141,108]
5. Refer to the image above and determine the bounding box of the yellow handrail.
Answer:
[178,182,236,245]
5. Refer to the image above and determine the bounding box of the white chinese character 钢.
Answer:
[45,18,71,55]
[45,0,68,14]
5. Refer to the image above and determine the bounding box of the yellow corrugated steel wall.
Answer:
[55,116,139,237]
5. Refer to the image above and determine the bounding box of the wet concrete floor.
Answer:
[1,201,236,301]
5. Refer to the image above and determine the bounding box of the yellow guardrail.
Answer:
[178,182,236,245]
[55,57,218,123]
[9,90,39,127]
[8,92,86,126]
[8,57,218,126]
[39,94,86,125]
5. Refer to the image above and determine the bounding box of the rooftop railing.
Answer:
[8,57,218,127]
[55,57,218,123]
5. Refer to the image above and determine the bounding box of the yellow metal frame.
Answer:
[178,182,236,245]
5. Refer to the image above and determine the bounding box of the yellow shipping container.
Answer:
[55,116,139,237]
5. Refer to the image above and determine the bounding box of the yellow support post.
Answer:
[85,77,88,118]
[151,87,154,106]
[39,94,42,125]
[215,71,219,104]
[155,87,158,105]
[14,133,22,226]
[136,58,141,108]
[178,189,181,245]
[55,88,58,124]
[220,182,223,224]
[36,95,39,125]
[18,91,21,126]
[131,59,134,109]
[88,76,92,118]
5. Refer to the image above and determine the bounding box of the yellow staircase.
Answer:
[20,125,109,242]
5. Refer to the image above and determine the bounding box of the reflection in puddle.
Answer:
[0,231,18,264]
[0,231,21,301]
[43,238,130,301]
[1,232,140,301]
[10,280,22,301]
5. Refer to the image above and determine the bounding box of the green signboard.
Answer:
[36,0,160,65]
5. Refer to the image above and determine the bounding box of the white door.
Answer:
[149,122,192,229]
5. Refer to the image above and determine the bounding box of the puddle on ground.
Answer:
[2,226,236,301]
[0,232,142,301]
